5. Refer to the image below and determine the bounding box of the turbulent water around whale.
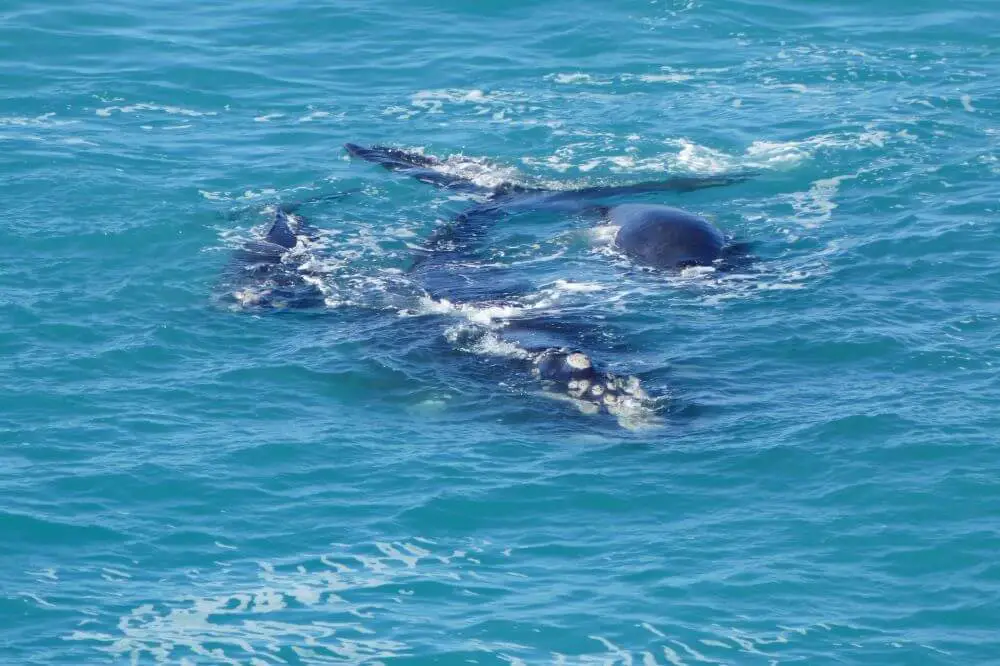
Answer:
[2,0,999,664]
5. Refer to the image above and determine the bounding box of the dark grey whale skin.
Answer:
[224,144,758,421]
[343,142,756,273]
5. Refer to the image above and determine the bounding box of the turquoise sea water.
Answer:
[3,0,1000,663]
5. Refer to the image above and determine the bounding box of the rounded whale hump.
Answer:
[610,204,726,270]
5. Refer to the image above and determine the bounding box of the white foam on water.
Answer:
[399,272,616,328]
[62,137,99,146]
[549,67,719,87]
[27,567,59,582]
[672,139,736,173]
[548,279,606,294]
[0,112,77,127]
[764,82,817,94]
[63,535,944,665]
[217,205,425,313]
[21,592,57,609]
[436,153,527,190]
[402,296,529,326]
[298,110,335,122]
[253,113,285,122]
[547,73,614,85]
[587,224,621,246]
[522,128,902,178]
[63,537,940,666]
[409,88,527,116]
[444,323,534,361]
[787,172,861,228]
[636,73,694,83]
[95,103,215,118]
[65,540,502,663]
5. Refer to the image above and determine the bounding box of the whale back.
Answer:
[610,204,726,270]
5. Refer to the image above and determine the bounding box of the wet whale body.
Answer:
[225,208,325,309]
[223,144,755,425]
[338,144,758,423]
[221,192,355,310]
[343,143,756,273]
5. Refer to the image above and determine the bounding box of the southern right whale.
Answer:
[339,143,758,423]
[222,144,757,425]
[343,143,757,274]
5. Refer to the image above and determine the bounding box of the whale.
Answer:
[343,143,756,273]
[220,144,757,425]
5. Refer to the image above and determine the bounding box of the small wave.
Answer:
[64,539,496,664]
[0,112,77,127]
[547,67,717,87]
[436,153,528,190]
[95,103,216,118]
[252,113,285,122]
[786,172,863,228]
[409,88,528,116]
[298,110,338,123]
[547,73,615,85]
[521,129,905,177]
[444,322,534,360]
[398,277,610,327]
[63,539,936,664]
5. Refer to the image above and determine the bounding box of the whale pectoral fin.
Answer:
[555,172,759,201]
[345,143,490,193]
[345,143,439,169]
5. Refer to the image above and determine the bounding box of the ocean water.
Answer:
[2,0,999,663]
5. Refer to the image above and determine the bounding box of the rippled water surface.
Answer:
[2,0,999,663]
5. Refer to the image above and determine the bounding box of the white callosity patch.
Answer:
[438,315,660,428]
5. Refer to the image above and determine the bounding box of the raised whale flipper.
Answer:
[346,142,756,201]
[345,143,497,193]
